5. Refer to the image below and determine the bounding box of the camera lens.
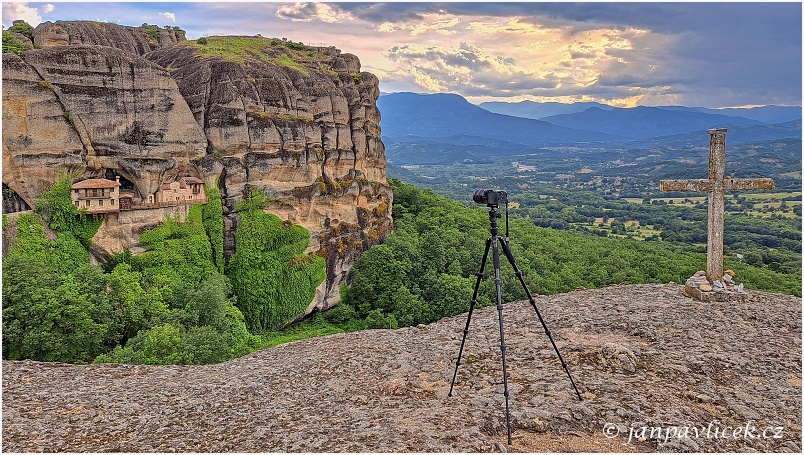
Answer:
[473,189,488,204]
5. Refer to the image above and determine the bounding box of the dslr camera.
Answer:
[473,189,508,206]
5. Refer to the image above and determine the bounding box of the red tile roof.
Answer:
[71,178,121,189]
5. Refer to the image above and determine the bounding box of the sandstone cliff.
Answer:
[2,22,392,311]
[33,21,185,55]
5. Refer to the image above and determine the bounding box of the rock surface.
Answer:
[33,21,185,55]
[3,284,800,452]
[2,45,207,209]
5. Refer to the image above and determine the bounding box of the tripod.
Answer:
[448,204,582,444]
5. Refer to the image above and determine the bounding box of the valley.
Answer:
[378,93,802,281]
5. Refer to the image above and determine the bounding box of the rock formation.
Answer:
[2,284,800,452]
[33,21,185,55]
[2,22,393,311]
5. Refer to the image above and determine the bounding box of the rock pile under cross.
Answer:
[659,128,775,302]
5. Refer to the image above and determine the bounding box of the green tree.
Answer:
[226,192,326,332]
[8,21,34,39]
[2,30,33,54]
[108,263,168,342]
[2,259,116,363]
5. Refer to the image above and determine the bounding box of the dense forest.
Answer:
[342,180,801,329]
[2,176,325,364]
[2,177,800,365]
[390,161,802,279]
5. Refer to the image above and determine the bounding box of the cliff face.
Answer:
[33,21,185,56]
[2,24,392,311]
[4,45,208,197]
[146,39,392,306]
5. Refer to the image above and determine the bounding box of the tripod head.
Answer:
[485,202,508,240]
[474,189,509,238]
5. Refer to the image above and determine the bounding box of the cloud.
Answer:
[161,12,176,23]
[275,3,354,24]
[383,41,561,98]
[372,11,684,106]
[2,2,44,25]
[41,4,54,14]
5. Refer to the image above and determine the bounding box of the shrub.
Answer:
[2,30,32,55]
[8,21,34,40]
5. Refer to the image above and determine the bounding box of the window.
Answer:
[74,201,79,207]
[192,185,200,194]
[111,199,115,205]
[85,200,90,207]
[92,188,98,197]
[99,200,103,206]
[74,189,79,194]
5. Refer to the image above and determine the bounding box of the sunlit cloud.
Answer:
[161,12,176,23]
[275,2,354,24]
[368,11,680,106]
[2,2,44,25]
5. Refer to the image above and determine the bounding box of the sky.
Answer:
[2,1,802,108]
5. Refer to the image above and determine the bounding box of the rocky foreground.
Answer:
[2,284,801,452]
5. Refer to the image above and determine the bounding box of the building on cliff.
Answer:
[3,21,394,312]
[154,177,206,205]
[71,178,121,214]
[71,175,207,214]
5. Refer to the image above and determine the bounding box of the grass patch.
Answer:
[273,54,310,76]
[184,35,319,72]
[252,314,351,350]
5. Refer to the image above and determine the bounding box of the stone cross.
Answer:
[659,128,775,284]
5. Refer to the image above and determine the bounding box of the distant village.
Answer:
[70,176,207,215]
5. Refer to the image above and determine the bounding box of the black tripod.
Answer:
[448,204,582,444]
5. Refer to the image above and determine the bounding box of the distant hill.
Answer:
[540,106,762,139]
[658,105,802,124]
[379,93,801,166]
[377,93,621,145]
[478,101,801,124]
[618,119,803,148]
[479,100,614,119]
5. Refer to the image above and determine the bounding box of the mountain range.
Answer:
[379,93,802,164]
[376,92,624,145]
[479,99,802,124]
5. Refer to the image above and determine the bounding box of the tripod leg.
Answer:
[492,236,513,445]
[500,239,583,401]
[448,237,492,397]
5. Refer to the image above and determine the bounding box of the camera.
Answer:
[473,189,508,206]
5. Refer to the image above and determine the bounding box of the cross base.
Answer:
[684,271,747,303]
